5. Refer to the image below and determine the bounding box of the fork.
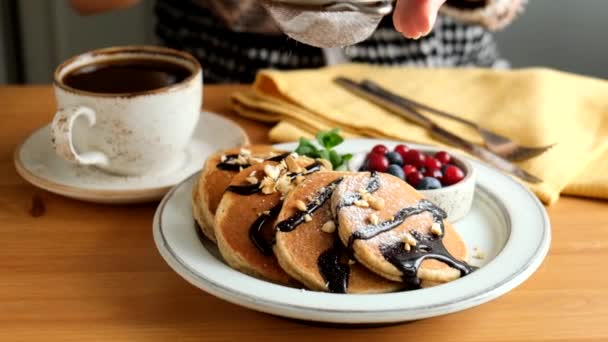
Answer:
[360,80,555,162]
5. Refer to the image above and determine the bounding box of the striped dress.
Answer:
[155,0,523,83]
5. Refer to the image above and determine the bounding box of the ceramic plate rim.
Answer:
[153,139,551,323]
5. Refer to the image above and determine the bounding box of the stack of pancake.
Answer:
[192,145,475,294]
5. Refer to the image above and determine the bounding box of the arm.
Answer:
[69,0,141,15]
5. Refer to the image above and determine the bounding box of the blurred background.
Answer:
[1,0,607,84]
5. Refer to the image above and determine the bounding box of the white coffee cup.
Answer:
[51,46,202,176]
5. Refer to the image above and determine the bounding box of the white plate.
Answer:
[14,111,248,204]
[153,139,550,324]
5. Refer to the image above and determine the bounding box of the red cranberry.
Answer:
[371,144,388,155]
[425,157,442,171]
[394,144,409,159]
[367,153,389,173]
[435,151,452,165]
[402,165,417,176]
[442,165,465,186]
[403,150,426,168]
[406,171,424,188]
[424,168,443,179]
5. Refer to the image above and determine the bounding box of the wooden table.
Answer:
[1,85,607,341]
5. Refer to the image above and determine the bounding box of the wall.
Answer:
[17,0,155,84]
[495,0,608,78]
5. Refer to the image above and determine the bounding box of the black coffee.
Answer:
[62,59,192,94]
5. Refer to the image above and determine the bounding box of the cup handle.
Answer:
[51,105,109,166]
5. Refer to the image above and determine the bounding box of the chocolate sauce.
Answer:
[347,199,446,248]
[226,162,321,195]
[275,177,351,293]
[276,177,343,233]
[249,203,283,256]
[335,171,380,213]
[225,183,263,196]
[317,239,350,294]
[346,198,476,287]
[216,154,244,171]
[381,231,476,287]
[230,160,321,255]
[216,152,291,171]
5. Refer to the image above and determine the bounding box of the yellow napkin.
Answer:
[231,64,608,204]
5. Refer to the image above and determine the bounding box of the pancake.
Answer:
[274,171,403,293]
[331,172,474,286]
[214,154,323,285]
[192,145,283,242]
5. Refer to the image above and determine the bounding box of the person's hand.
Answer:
[393,0,446,39]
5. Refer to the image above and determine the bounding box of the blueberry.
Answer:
[417,177,442,190]
[387,164,405,180]
[386,151,404,166]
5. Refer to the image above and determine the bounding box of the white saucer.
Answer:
[153,139,551,324]
[14,111,249,204]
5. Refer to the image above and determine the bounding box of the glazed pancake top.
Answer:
[274,172,402,294]
[201,145,285,215]
[213,154,323,285]
[331,172,475,286]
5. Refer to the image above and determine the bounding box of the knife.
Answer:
[334,77,542,183]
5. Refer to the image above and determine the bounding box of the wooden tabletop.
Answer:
[1,85,607,341]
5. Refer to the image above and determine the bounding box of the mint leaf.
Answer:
[329,150,342,169]
[316,128,343,150]
[318,149,331,161]
[295,137,320,157]
[295,129,351,170]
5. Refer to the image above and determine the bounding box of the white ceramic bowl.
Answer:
[348,147,476,222]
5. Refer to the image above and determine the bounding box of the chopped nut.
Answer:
[285,154,303,173]
[279,159,287,169]
[354,199,369,208]
[295,200,308,211]
[262,210,270,215]
[357,187,368,195]
[299,156,315,165]
[361,192,372,202]
[220,155,227,162]
[317,158,333,171]
[239,166,243,172]
[236,155,248,165]
[404,233,417,247]
[264,164,281,180]
[275,175,293,195]
[473,250,486,260]
[348,259,356,265]
[404,243,411,252]
[246,176,259,185]
[368,213,379,225]
[239,148,251,156]
[369,197,385,210]
[431,222,443,236]
[321,220,336,233]
[295,175,306,185]
[249,157,264,165]
[304,214,313,222]
[259,176,276,194]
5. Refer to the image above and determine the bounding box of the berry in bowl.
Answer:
[349,144,475,222]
